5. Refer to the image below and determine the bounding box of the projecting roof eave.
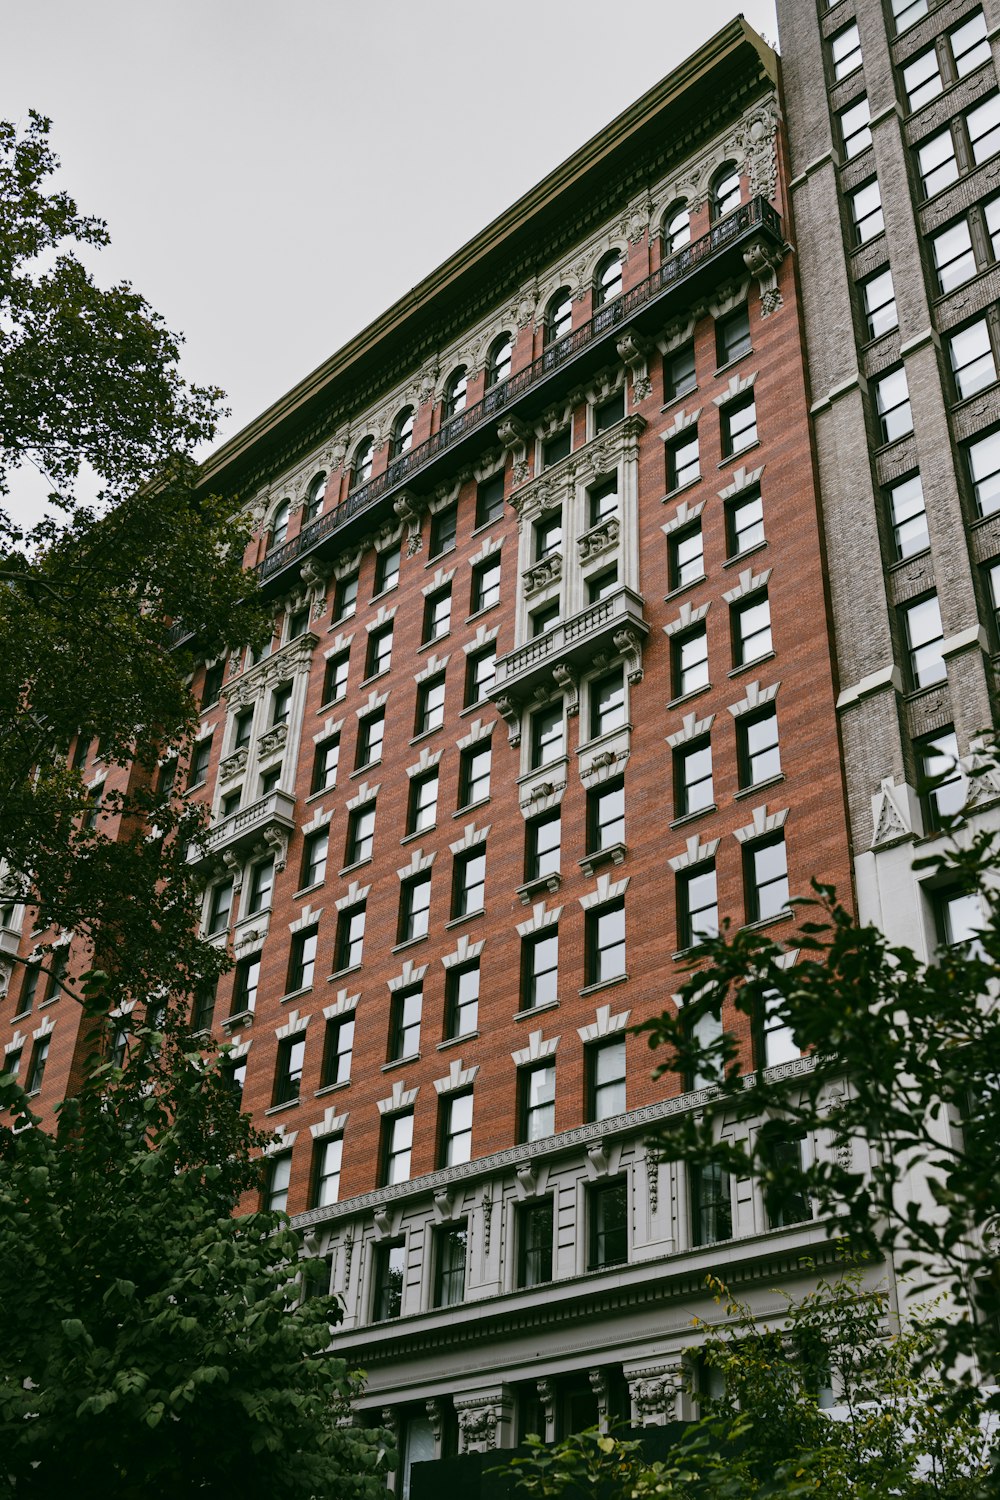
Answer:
[198,17,777,496]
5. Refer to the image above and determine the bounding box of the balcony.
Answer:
[187,789,296,865]
[489,586,648,704]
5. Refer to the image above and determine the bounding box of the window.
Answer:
[738,705,781,788]
[304,472,326,522]
[452,848,486,919]
[372,1239,406,1318]
[745,835,790,924]
[465,645,496,706]
[188,737,212,790]
[937,886,986,951]
[356,710,385,769]
[311,734,340,795]
[259,765,281,798]
[381,1112,413,1188]
[398,873,432,944]
[365,624,393,681]
[445,962,479,1038]
[691,1162,732,1245]
[546,287,573,343]
[319,1013,354,1091]
[986,559,1000,646]
[664,343,696,402]
[887,473,929,558]
[345,804,376,867]
[389,986,422,1060]
[269,499,290,550]
[716,306,751,366]
[587,566,618,603]
[594,252,623,311]
[247,857,275,917]
[987,195,1000,259]
[373,543,401,596]
[534,510,562,560]
[270,683,292,728]
[24,1035,50,1094]
[587,778,624,854]
[969,430,1000,515]
[221,1054,246,1101]
[433,1222,468,1306]
[3,1047,23,1083]
[595,389,625,431]
[390,406,414,459]
[891,0,927,34]
[673,624,709,698]
[191,980,216,1033]
[429,504,458,558]
[517,1199,554,1288]
[861,269,897,339]
[487,333,513,387]
[931,219,973,294]
[287,926,319,993]
[298,830,328,892]
[850,179,884,244]
[311,1136,343,1209]
[531,601,561,636]
[322,651,349,705]
[711,162,741,219]
[273,1033,305,1106]
[677,862,718,949]
[15,963,40,1017]
[666,431,699,492]
[586,898,626,986]
[664,201,690,254]
[830,22,861,81]
[839,97,872,159]
[588,1179,627,1269]
[675,738,714,817]
[265,1153,292,1212]
[903,47,942,111]
[721,394,757,457]
[522,930,559,1010]
[587,1037,626,1122]
[415,674,446,736]
[458,743,491,808]
[918,129,958,197]
[903,594,946,687]
[874,367,913,443]
[443,366,467,419]
[530,704,564,768]
[759,990,799,1068]
[587,476,619,527]
[471,556,501,614]
[918,729,965,829]
[520,1062,556,1142]
[423,587,452,643]
[952,10,990,76]
[286,607,309,642]
[439,1092,473,1168]
[764,1132,811,1228]
[206,879,233,936]
[948,320,997,399]
[732,593,772,665]
[407,770,439,836]
[333,573,358,622]
[589,669,626,740]
[525,811,561,882]
[476,471,505,526]
[542,428,572,467]
[231,954,260,1017]
[201,659,225,709]
[726,488,765,557]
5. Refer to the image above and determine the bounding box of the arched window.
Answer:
[350,436,374,491]
[444,366,468,419]
[269,499,291,550]
[545,289,573,345]
[304,472,326,523]
[594,252,623,307]
[711,163,741,220]
[487,334,513,388]
[390,406,415,459]
[663,202,691,256]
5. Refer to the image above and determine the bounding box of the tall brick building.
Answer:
[3,9,997,1496]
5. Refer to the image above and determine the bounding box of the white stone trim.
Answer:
[727,679,780,718]
[387,959,428,994]
[661,496,706,536]
[712,370,757,406]
[221,1035,252,1061]
[345,783,379,813]
[519,778,566,816]
[665,711,715,748]
[32,1015,56,1041]
[323,989,359,1020]
[668,833,720,872]
[579,872,629,910]
[109,998,138,1020]
[434,1059,480,1095]
[397,848,435,880]
[365,603,398,634]
[462,623,500,655]
[441,934,485,970]
[324,632,354,658]
[5,1030,26,1055]
[732,804,789,844]
[406,746,444,779]
[468,533,504,567]
[450,822,490,855]
[512,1029,560,1066]
[289,904,323,934]
[312,716,344,743]
[718,463,764,501]
[334,880,371,911]
[355,687,389,719]
[301,806,333,835]
[577,1002,631,1043]
[659,407,700,443]
[516,900,562,937]
[310,1108,349,1140]
[457,718,495,751]
[415,652,450,685]
[663,599,710,638]
[377,1080,419,1115]
[276,1008,310,1040]
[261,1124,297,1157]
[722,566,771,605]
[422,566,456,597]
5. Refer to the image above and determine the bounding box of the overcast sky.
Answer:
[2,0,778,522]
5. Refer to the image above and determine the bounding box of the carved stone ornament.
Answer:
[522,554,562,596]
[343,1227,354,1284]
[644,1143,660,1211]
[552,662,579,717]
[613,627,644,684]
[743,237,784,318]
[262,826,289,873]
[511,459,530,490]
[482,1184,493,1251]
[495,695,521,746]
[871,776,913,849]
[393,490,424,555]
[497,415,531,455]
[740,103,779,201]
[630,1373,679,1425]
[222,848,244,891]
[0,961,11,999]
[616,327,653,404]
[457,1403,501,1452]
[578,517,620,562]
[219,747,248,782]
[257,722,288,759]
[425,1398,445,1444]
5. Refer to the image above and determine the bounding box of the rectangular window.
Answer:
[355,710,385,770]
[830,21,861,81]
[721,395,758,457]
[458,742,491,809]
[587,566,618,603]
[270,683,292,728]
[374,543,401,595]
[423,587,452,644]
[231,954,260,1018]
[588,1179,628,1269]
[445,961,480,1038]
[691,1162,733,1245]
[520,1062,556,1142]
[320,1014,355,1087]
[587,476,619,527]
[587,778,625,853]
[531,601,561,636]
[191,980,216,1033]
[595,389,625,431]
[15,963,40,1017]
[918,129,958,197]
[323,651,349,705]
[891,0,927,35]
[589,669,626,739]
[381,1113,413,1188]
[311,1136,343,1208]
[668,524,704,590]
[666,431,700,490]
[968,94,1000,165]
[2,1048,23,1083]
[759,989,799,1069]
[738,705,781,788]
[247,856,275,916]
[265,1152,292,1212]
[286,607,309,642]
[433,1222,468,1306]
[839,96,872,159]
[726,488,765,557]
[917,728,965,829]
[206,879,233,936]
[903,594,946,687]
[986,560,1000,647]
[333,573,358,622]
[372,1239,406,1318]
[530,704,564,768]
[407,770,439,835]
[517,1198,554,1288]
[273,1033,306,1106]
[389,986,422,1061]
[415,675,446,736]
[764,1133,811,1228]
[398,873,432,944]
[937,887,986,951]
[861,269,897,339]
[188,737,212,790]
[586,898,626,986]
[300,829,328,890]
[850,179,884,244]
[345,804,376,866]
[231,709,253,753]
[201,659,225,709]
[716,306,751,366]
[476,472,505,528]
[986,195,1000,259]
[675,737,714,817]
[429,504,458,558]
[525,811,561,882]
[542,429,572,468]
[287,926,318,993]
[745,834,790,923]
[471,557,501,613]
[522,930,558,1010]
[587,1037,626,1122]
[664,343,696,402]
[732,593,772,665]
[219,788,241,819]
[673,624,709,698]
[440,1092,473,1168]
[678,863,718,949]
[903,47,942,112]
[334,901,366,971]
[888,473,929,558]
[465,646,496,706]
[366,624,393,679]
[534,510,562,560]
[452,848,486,919]
[952,11,990,77]
[311,734,340,795]
[25,1035,50,1094]
[874,368,913,443]
[949,320,996,399]
[968,430,1000,516]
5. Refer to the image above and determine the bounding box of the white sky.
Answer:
[2,0,778,522]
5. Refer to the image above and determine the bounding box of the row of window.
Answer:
[827,7,990,109]
[669,589,773,703]
[664,389,758,500]
[836,83,999,194]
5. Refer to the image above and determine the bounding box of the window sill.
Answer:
[350,760,382,779]
[409,727,443,747]
[661,385,698,413]
[317,696,347,714]
[662,476,702,504]
[670,804,717,831]
[465,601,500,627]
[418,633,451,654]
[714,349,753,379]
[315,1079,350,1098]
[391,934,428,955]
[437,1030,479,1051]
[513,999,559,1021]
[338,857,372,878]
[382,1052,420,1073]
[666,684,712,711]
[579,973,629,999]
[723,539,768,569]
[328,963,362,982]
[459,699,492,718]
[454,796,491,818]
[664,574,707,603]
[728,650,776,679]
[37,996,59,1010]
[264,1098,300,1117]
[740,908,794,934]
[734,772,785,801]
[426,545,457,567]
[305,786,336,804]
[672,943,711,961]
[369,582,399,606]
[718,439,760,469]
[579,842,627,876]
[327,615,356,632]
[400,826,435,845]
[445,909,485,931]
[281,984,313,1005]
[223,1008,254,1030]
[517,872,561,904]
[292,880,325,902]
[472,515,504,539]
[360,668,390,690]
